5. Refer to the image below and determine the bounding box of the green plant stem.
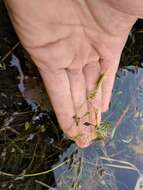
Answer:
[0,159,69,178]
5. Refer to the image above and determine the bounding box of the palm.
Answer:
[5,0,136,147]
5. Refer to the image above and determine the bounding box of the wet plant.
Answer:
[71,72,112,142]
[1,4,143,189]
[96,121,112,141]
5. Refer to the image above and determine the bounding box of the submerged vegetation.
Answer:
[1,1,143,189]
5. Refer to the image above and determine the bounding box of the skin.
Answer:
[5,0,141,148]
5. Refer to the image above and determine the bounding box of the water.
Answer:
[1,1,143,189]
[51,66,143,190]
[0,34,142,190]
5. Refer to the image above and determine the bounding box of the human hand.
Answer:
[5,0,137,148]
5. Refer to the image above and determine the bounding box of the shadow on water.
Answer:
[1,1,143,190]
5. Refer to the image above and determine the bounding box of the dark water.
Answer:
[1,1,143,190]
[51,66,143,190]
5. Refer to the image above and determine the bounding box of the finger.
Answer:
[100,58,120,112]
[38,67,81,139]
[39,67,92,148]
[67,68,95,147]
[83,61,102,126]
[66,69,88,119]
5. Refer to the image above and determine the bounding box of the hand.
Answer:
[5,0,137,148]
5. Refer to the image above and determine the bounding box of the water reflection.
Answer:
[0,39,72,190]
[1,31,143,190]
[51,66,143,190]
[1,1,143,189]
